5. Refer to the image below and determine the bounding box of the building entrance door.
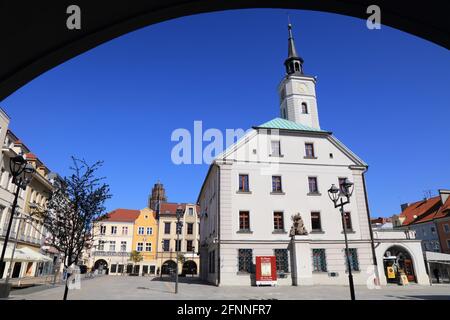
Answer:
[404,259,415,282]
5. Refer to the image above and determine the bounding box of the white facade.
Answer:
[90,221,134,273]
[197,25,429,287]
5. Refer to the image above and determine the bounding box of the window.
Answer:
[137,242,143,252]
[109,241,116,252]
[272,176,282,193]
[145,242,152,252]
[238,174,249,192]
[281,108,286,119]
[163,239,170,252]
[146,227,153,235]
[274,249,289,273]
[444,224,450,234]
[187,223,193,235]
[186,240,193,252]
[273,212,284,231]
[305,143,315,158]
[100,225,106,235]
[238,249,253,273]
[312,249,327,272]
[345,248,359,271]
[239,211,250,231]
[118,265,124,273]
[138,227,145,235]
[271,140,281,157]
[188,207,194,215]
[164,222,171,234]
[301,102,308,114]
[120,241,127,252]
[175,240,181,252]
[111,264,117,273]
[98,240,105,251]
[308,177,319,194]
[311,212,322,231]
[344,212,353,231]
[111,226,117,235]
[431,227,436,234]
[122,226,128,235]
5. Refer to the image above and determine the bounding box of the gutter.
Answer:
[216,163,221,287]
[361,169,380,283]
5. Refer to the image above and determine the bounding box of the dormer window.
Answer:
[301,102,308,114]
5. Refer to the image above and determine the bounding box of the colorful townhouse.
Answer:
[131,207,159,275]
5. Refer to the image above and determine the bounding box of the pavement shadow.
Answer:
[405,295,450,300]
[151,276,213,286]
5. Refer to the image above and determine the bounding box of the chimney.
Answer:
[439,189,450,204]
[400,203,409,212]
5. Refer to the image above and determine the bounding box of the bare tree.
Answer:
[35,157,111,300]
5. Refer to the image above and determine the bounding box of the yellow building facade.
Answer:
[131,207,159,275]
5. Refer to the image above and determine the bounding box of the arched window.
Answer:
[281,108,286,119]
[295,63,300,72]
[301,102,308,114]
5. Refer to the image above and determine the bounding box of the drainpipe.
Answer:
[362,170,380,285]
[216,164,221,287]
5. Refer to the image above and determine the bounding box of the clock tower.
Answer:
[278,23,320,129]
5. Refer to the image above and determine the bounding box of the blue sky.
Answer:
[1,9,449,217]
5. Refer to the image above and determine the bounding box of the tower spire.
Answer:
[284,22,304,75]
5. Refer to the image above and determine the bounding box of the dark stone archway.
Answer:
[161,260,177,275]
[0,1,448,101]
[94,259,109,274]
[182,260,198,275]
[383,245,416,283]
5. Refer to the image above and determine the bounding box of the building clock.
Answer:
[295,83,308,94]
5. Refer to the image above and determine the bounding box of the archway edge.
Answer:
[0,1,448,101]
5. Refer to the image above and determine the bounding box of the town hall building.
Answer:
[197,24,429,286]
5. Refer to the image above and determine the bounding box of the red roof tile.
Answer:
[25,153,37,160]
[159,202,186,215]
[159,202,199,215]
[102,208,140,222]
[435,197,450,219]
[400,196,441,225]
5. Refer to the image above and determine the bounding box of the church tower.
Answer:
[148,181,167,212]
[278,23,320,129]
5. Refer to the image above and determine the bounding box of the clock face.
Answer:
[296,83,308,93]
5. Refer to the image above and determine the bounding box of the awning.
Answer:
[425,251,450,264]
[3,245,53,262]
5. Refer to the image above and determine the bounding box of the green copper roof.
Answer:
[256,118,327,132]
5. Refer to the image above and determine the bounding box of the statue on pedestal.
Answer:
[289,213,308,236]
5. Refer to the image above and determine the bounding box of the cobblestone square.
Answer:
[6,275,450,300]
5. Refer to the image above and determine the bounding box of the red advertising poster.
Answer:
[255,256,277,286]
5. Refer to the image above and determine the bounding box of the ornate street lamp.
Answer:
[327,178,355,300]
[0,156,35,281]
[174,205,184,294]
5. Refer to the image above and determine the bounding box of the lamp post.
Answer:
[0,156,35,280]
[174,205,184,294]
[160,240,164,279]
[327,178,355,301]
